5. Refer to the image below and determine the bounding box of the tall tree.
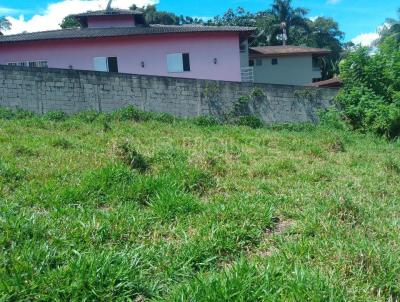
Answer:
[0,17,11,34]
[209,7,256,27]
[301,17,344,79]
[131,4,203,25]
[268,0,309,45]
[378,8,400,43]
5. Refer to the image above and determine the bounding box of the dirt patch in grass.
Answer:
[252,218,295,258]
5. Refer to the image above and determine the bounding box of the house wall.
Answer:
[0,65,338,123]
[252,55,322,85]
[0,32,242,82]
[87,15,136,28]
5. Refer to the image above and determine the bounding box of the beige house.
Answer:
[249,46,331,85]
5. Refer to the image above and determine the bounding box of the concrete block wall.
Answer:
[0,65,339,123]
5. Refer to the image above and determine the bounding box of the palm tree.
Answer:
[268,0,309,45]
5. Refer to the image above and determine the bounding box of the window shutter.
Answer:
[182,53,190,72]
[107,57,119,73]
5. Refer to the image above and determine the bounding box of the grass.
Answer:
[0,107,399,301]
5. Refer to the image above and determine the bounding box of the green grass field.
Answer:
[1,108,399,301]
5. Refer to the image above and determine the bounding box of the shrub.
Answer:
[73,110,100,123]
[192,115,220,127]
[112,105,148,122]
[236,115,264,129]
[336,38,400,139]
[0,107,36,119]
[150,112,176,123]
[319,108,349,131]
[0,107,14,119]
[44,111,68,122]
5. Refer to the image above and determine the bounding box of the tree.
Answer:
[60,15,81,29]
[130,4,203,25]
[267,0,309,45]
[301,17,344,79]
[336,37,400,138]
[378,8,400,43]
[0,16,11,33]
[209,7,256,27]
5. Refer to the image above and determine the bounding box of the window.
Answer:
[249,60,254,67]
[8,61,48,68]
[239,41,247,53]
[93,57,119,72]
[271,58,278,65]
[166,53,190,73]
[256,59,263,66]
[312,56,320,69]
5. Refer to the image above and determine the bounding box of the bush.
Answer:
[0,107,14,119]
[192,115,220,127]
[150,112,176,123]
[73,110,100,123]
[0,107,36,119]
[112,105,149,122]
[236,115,264,129]
[319,108,349,131]
[336,38,400,139]
[44,111,68,122]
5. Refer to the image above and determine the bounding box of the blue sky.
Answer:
[0,0,398,44]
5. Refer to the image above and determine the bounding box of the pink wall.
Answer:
[87,16,135,28]
[0,33,242,81]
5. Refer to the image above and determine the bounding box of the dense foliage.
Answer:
[208,2,344,80]
[336,37,400,139]
[377,8,400,44]
[60,15,80,29]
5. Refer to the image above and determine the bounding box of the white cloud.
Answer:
[351,32,379,47]
[4,0,158,35]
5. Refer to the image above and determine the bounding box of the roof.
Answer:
[0,25,256,44]
[72,9,145,28]
[250,45,331,57]
[307,77,343,88]
[73,9,144,17]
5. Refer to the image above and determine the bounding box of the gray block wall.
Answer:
[0,65,338,123]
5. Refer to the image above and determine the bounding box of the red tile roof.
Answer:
[0,25,256,44]
[250,45,331,57]
[307,77,342,88]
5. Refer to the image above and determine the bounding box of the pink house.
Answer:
[0,8,254,82]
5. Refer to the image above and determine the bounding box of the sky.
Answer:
[0,0,398,46]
